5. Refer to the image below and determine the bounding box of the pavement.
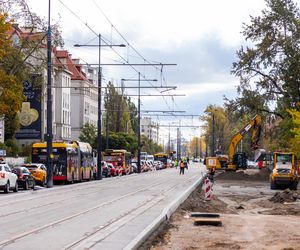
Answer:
[0,163,206,250]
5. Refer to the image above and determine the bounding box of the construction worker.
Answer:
[179,160,185,175]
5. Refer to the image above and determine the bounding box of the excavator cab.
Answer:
[232,152,248,170]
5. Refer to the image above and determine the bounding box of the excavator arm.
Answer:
[228,115,262,163]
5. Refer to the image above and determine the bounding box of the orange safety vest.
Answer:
[180,162,185,168]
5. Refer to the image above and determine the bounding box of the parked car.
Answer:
[0,162,18,193]
[101,161,111,177]
[22,163,47,186]
[131,162,138,173]
[107,163,117,176]
[12,166,35,190]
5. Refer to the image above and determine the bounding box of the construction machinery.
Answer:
[205,115,262,171]
[270,151,298,190]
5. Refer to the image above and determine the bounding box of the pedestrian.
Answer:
[187,157,190,164]
[184,161,188,169]
[179,160,185,175]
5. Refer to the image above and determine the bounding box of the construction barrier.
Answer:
[204,177,212,201]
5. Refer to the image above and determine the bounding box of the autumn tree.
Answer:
[0,1,63,139]
[0,13,24,128]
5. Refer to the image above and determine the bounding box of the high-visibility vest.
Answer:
[180,162,185,168]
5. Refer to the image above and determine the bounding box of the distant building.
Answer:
[141,117,159,143]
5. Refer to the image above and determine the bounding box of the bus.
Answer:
[103,149,132,175]
[154,153,168,168]
[140,152,147,161]
[32,141,94,183]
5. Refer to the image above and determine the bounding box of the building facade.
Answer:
[141,117,159,143]
[56,51,98,140]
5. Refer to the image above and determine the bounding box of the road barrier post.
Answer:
[204,177,212,201]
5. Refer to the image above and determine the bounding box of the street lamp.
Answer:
[74,35,125,180]
[121,77,157,173]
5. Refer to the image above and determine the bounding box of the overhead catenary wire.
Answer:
[57,0,180,116]
[57,0,177,111]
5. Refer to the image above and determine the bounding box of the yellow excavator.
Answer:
[205,115,262,171]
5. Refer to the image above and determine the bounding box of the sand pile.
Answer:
[269,189,298,203]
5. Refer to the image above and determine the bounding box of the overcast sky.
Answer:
[27,0,267,142]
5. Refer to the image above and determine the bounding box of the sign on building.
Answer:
[15,75,42,140]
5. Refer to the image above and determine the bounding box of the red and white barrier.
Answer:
[204,177,212,201]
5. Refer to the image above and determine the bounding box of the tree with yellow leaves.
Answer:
[287,108,300,156]
[0,13,24,118]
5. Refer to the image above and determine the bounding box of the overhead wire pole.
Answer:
[74,39,126,181]
[121,77,159,174]
[46,0,53,188]
[137,73,141,173]
[97,33,103,180]
[105,87,109,150]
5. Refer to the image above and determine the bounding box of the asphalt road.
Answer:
[0,163,206,250]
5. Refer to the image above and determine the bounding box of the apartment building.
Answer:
[56,51,98,140]
[141,117,159,143]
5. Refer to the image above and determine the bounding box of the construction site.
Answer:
[144,168,300,250]
[141,114,300,250]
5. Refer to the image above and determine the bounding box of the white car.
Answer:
[0,163,18,193]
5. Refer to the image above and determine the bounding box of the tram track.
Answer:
[63,176,195,250]
[0,172,177,219]
[0,174,197,248]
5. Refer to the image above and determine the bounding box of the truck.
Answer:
[270,151,298,190]
[205,115,262,171]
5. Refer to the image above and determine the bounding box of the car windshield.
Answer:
[277,154,292,163]
[26,166,38,170]
[12,168,21,174]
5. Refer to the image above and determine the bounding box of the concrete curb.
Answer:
[124,172,207,250]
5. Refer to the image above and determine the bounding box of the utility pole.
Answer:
[212,114,215,156]
[168,123,171,154]
[46,0,53,188]
[177,127,180,161]
[105,88,109,150]
[195,137,198,158]
[97,34,103,180]
[137,73,141,173]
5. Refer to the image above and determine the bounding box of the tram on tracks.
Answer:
[32,141,94,183]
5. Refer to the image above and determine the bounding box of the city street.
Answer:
[0,163,205,250]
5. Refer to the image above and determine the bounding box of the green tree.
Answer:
[231,0,300,117]
[104,82,137,134]
[228,0,300,149]
[79,123,97,148]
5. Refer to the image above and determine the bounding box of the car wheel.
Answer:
[4,181,10,193]
[41,177,46,187]
[13,182,18,192]
[24,180,29,190]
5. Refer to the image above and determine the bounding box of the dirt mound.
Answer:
[177,186,237,214]
[216,168,270,182]
[269,189,298,203]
